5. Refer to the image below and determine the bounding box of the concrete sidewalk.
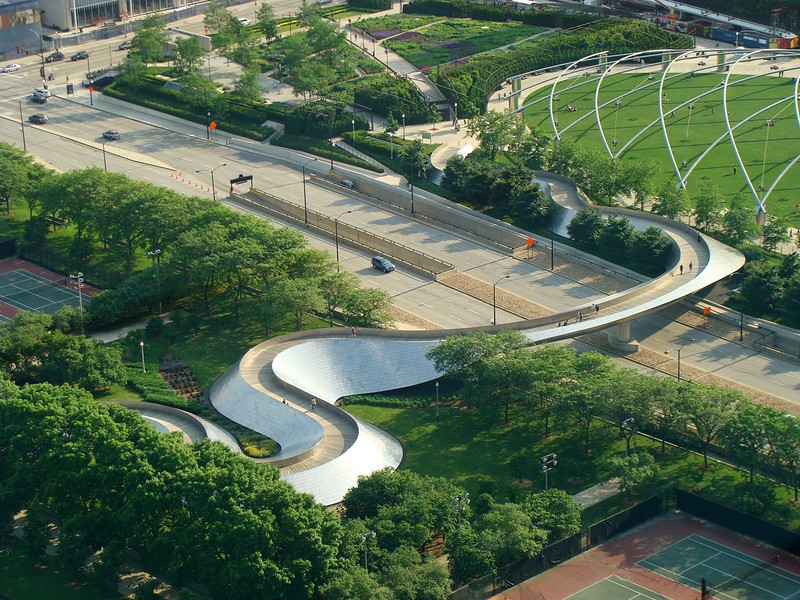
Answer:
[572,478,620,508]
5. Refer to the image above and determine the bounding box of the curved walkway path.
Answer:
[210,171,744,505]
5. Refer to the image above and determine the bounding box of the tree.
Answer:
[234,67,263,103]
[318,271,360,326]
[173,37,206,76]
[132,14,168,65]
[256,3,278,40]
[619,158,658,210]
[178,72,218,110]
[629,226,673,271]
[342,287,394,328]
[117,53,148,90]
[475,503,547,567]
[684,384,738,468]
[385,112,400,136]
[528,346,576,438]
[466,111,518,161]
[769,412,800,502]
[597,214,635,258]
[269,277,323,330]
[567,207,605,249]
[741,260,783,313]
[521,489,582,543]
[719,400,777,483]
[762,215,791,252]
[203,1,235,34]
[425,331,527,375]
[643,375,683,453]
[721,193,758,246]
[508,126,551,171]
[693,182,725,232]
[652,180,689,220]
[605,451,658,500]
[445,525,495,584]
[399,139,428,184]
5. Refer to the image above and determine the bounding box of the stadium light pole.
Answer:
[147,249,162,313]
[70,272,84,336]
[435,381,439,418]
[401,113,405,140]
[334,209,353,270]
[454,492,469,532]
[360,531,376,573]
[665,338,695,383]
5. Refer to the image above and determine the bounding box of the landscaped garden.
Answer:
[523,71,800,220]
[356,14,545,69]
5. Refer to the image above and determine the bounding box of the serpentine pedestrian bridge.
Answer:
[210,172,744,506]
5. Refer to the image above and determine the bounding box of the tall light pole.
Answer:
[454,492,469,532]
[330,140,335,171]
[401,113,406,140]
[360,531,376,573]
[334,209,353,270]
[453,101,458,125]
[18,100,26,152]
[541,452,557,490]
[102,143,107,172]
[549,210,555,271]
[70,272,84,336]
[28,29,46,85]
[195,163,227,201]
[147,249,162,313]
[140,340,146,373]
[492,275,509,325]
[302,158,317,225]
[664,338,695,383]
[351,119,355,146]
[435,381,439,418]
[410,181,415,215]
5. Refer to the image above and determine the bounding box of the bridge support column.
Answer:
[608,321,640,353]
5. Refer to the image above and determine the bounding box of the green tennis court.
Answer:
[565,575,669,600]
[638,534,800,599]
[0,269,86,318]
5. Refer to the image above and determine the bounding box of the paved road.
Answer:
[1,15,799,405]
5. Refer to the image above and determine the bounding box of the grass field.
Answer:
[523,71,800,222]
[345,402,800,529]
[358,15,544,69]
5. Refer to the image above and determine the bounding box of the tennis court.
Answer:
[0,269,87,319]
[639,533,800,599]
[565,575,670,600]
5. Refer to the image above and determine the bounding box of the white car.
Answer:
[237,17,251,25]
[34,88,51,98]
[1,64,21,73]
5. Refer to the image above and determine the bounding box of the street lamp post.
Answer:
[195,163,227,201]
[102,143,107,172]
[664,338,695,383]
[435,381,439,418]
[206,110,211,141]
[454,492,470,532]
[454,101,458,126]
[401,113,406,140]
[302,158,317,225]
[384,47,389,73]
[28,29,46,84]
[410,181,415,215]
[492,275,510,325]
[334,209,353,270]
[360,531,376,572]
[330,140,335,171]
[147,249,162,313]
[541,453,557,490]
[140,340,146,373]
[351,119,355,146]
[70,272,84,336]
[18,101,26,152]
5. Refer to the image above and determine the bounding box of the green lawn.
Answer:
[0,535,123,600]
[523,71,800,221]
[345,402,800,529]
[358,15,544,69]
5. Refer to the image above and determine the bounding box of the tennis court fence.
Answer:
[19,245,124,290]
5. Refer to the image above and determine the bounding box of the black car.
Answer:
[45,51,64,63]
[30,94,48,104]
[371,256,395,273]
[29,114,48,124]
[71,51,89,61]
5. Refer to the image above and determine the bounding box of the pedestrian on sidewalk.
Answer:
[679,264,684,275]
[310,398,317,411]
[689,261,693,272]
[351,327,357,337]
[595,304,600,315]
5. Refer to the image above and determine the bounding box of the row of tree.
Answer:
[0,378,581,597]
[2,143,393,330]
[425,332,800,508]
[737,251,800,327]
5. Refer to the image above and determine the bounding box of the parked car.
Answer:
[237,17,251,25]
[45,52,64,63]
[28,114,48,124]
[30,94,48,104]
[118,40,133,50]
[71,51,89,61]
[371,256,395,273]
[103,129,121,140]
[33,88,51,98]
[1,64,21,73]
